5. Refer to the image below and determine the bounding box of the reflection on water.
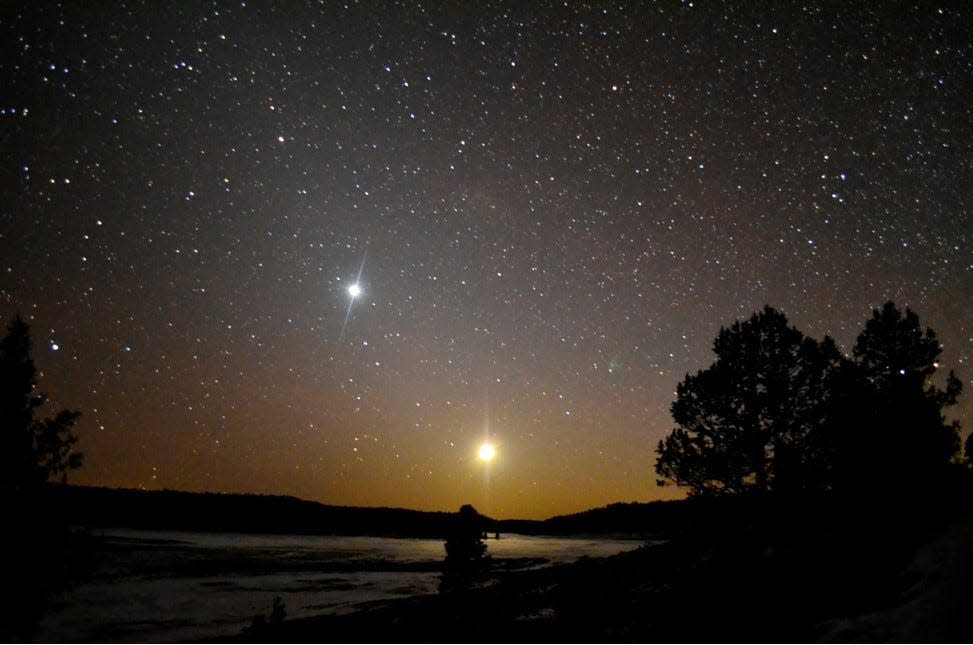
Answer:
[37,530,646,642]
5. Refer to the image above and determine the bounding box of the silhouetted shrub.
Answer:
[270,596,286,624]
[440,504,490,592]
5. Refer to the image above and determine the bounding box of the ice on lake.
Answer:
[36,530,647,642]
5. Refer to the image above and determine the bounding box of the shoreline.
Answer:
[232,517,973,643]
[33,532,642,643]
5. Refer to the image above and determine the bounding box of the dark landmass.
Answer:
[53,485,493,538]
[53,484,696,538]
[233,497,973,643]
[40,485,973,642]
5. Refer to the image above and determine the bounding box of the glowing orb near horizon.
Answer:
[478,442,496,462]
[347,283,362,298]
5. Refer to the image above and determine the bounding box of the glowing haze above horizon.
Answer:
[2,3,971,520]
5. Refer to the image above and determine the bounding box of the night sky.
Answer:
[2,2,971,519]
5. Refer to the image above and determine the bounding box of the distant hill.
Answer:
[48,485,695,538]
[50,486,486,538]
[529,500,695,536]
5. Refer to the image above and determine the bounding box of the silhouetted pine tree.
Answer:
[0,315,82,490]
[0,315,85,640]
[655,302,964,501]
[655,307,847,496]
[842,302,962,497]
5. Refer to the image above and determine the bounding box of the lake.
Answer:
[36,529,648,642]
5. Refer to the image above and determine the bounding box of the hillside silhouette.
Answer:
[52,485,500,538]
[49,484,713,538]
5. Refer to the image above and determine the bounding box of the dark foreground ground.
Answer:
[234,506,973,643]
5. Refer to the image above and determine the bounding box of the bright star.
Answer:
[340,248,368,341]
[478,443,496,462]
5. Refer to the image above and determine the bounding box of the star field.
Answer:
[2,2,971,519]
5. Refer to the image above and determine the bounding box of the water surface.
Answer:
[37,530,646,642]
